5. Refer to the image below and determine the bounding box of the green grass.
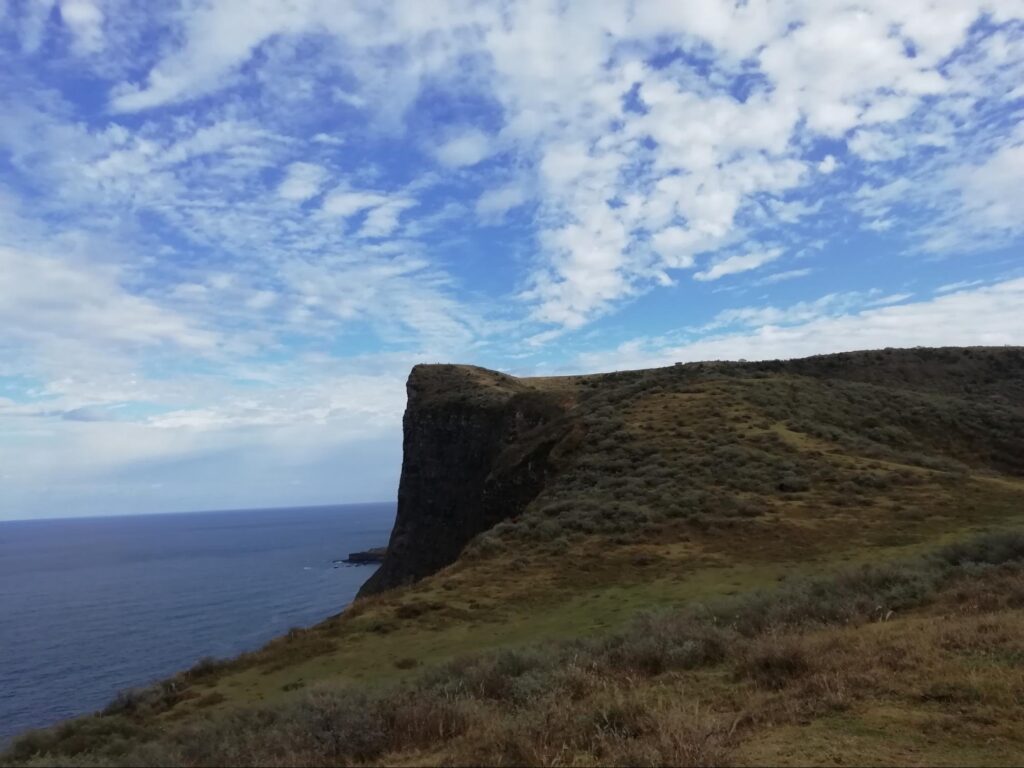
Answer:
[8,530,1024,767]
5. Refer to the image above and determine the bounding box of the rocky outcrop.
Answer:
[339,547,387,565]
[357,365,579,597]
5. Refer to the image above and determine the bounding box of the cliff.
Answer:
[359,347,1024,598]
[357,364,582,596]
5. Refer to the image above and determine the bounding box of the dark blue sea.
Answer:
[0,503,394,745]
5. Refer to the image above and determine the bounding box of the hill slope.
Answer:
[368,346,1024,595]
[5,346,1024,767]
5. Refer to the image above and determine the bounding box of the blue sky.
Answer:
[1,0,1023,520]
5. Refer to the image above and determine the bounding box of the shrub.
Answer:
[585,697,653,741]
[395,601,439,620]
[935,530,1024,567]
[422,649,549,703]
[607,704,736,768]
[713,561,942,636]
[183,656,222,682]
[382,689,469,747]
[777,475,810,493]
[599,614,730,676]
[100,680,184,718]
[736,635,811,689]
[6,716,149,762]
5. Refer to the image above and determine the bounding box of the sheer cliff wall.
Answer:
[357,365,580,596]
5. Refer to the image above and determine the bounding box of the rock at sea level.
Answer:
[341,546,387,565]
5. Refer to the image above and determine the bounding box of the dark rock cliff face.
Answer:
[357,365,579,597]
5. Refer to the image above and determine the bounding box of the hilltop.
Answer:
[5,346,1024,766]
[365,347,1024,598]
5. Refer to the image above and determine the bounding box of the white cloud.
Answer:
[277,162,328,202]
[312,132,345,146]
[146,372,406,432]
[525,202,633,328]
[0,371,408,519]
[245,290,277,310]
[758,7,950,137]
[576,278,1024,372]
[59,0,103,54]
[650,227,697,269]
[476,181,529,221]
[758,267,813,285]
[332,88,367,109]
[695,248,784,282]
[320,188,388,218]
[108,0,316,112]
[14,0,57,53]
[171,282,208,300]
[867,292,914,307]
[88,1,1024,330]
[207,273,235,291]
[769,198,822,224]
[318,186,416,237]
[279,252,478,345]
[358,198,417,238]
[0,246,217,350]
[701,291,867,331]
[865,218,894,232]
[951,143,1024,234]
[937,279,985,293]
[435,128,493,168]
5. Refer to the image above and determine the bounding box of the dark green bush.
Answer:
[934,530,1024,567]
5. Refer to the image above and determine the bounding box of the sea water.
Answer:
[0,503,394,744]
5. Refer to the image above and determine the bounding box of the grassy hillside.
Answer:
[5,347,1024,766]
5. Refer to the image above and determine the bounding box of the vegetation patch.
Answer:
[8,530,1024,767]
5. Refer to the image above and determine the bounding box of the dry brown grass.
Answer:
[8,532,1024,767]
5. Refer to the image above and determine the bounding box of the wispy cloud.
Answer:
[757,268,813,285]
[0,246,217,351]
[277,162,329,202]
[435,129,494,168]
[575,279,1024,373]
[695,248,784,282]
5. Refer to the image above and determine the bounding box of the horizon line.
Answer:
[0,500,396,525]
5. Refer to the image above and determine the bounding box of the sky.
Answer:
[1,0,1023,520]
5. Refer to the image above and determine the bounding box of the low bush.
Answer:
[934,530,1024,567]
[736,634,811,689]
[777,475,810,493]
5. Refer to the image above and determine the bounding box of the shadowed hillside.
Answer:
[5,347,1024,767]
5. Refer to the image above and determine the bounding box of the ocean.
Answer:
[0,503,394,745]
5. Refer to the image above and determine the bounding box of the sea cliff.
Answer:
[357,364,581,595]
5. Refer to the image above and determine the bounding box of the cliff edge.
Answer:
[359,347,1024,597]
[357,364,581,596]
